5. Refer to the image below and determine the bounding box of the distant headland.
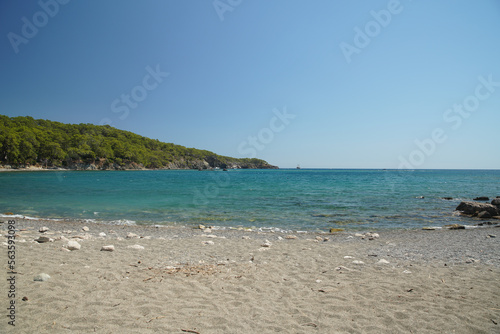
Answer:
[0,115,278,171]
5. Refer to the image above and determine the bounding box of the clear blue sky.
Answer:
[1,0,499,169]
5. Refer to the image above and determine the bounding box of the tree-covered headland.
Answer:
[0,115,278,170]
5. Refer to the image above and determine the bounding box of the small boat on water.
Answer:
[297,164,301,169]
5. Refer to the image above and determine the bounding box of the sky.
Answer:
[1,0,499,169]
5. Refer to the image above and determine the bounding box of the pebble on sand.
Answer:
[82,226,90,232]
[126,232,140,239]
[39,227,49,233]
[35,236,52,243]
[127,244,145,250]
[66,240,81,251]
[352,260,365,265]
[202,241,215,245]
[101,245,115,252]
[34,273,51,282]
[99,232,107,237]
[261,240,272,247]
[377,259,390,264]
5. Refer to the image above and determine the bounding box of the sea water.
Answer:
[0,169,498,231]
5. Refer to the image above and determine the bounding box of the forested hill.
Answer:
[0,115,278,170]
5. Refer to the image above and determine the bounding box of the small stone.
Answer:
[34,273,51,282]
[488,234,496,238]
[316,279,322,283]
[354,233,364,237]
[197,224,206,230]
[422,227,436,230]
[66,240,81,251]
[465,258,479,264]
[56,236,70,242]
[285,235,297,240]
[403,270,412,274]
[352,260,364,265]
[82,226,90,232]
[344,256,354,259]
[205,235,217,238]
[99,232,107,237]
[261,240,272,247]
[203,228,213,233]
[39,227,49,233]
[377,259,390,264]
[315,236,323,242]
[126,232,140,239]
[61,247,70,252]
[202,241,215,245]
[242,236,251,240]
[127,244,144,250]
[35,236,51,243]
[101,245,115,252]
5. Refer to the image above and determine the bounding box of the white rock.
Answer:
[261,240,272,247]
[354,233,364,237]
[34,273,51,282]
[242,236,251,240]
[127,244,144,250]
[316,279,322,283]
[61,247,70,252]
[285,235,298,240]
[126,232,140,239]
[205,235,218,238]
[352,260,365,265]
[202,241,215,245]
[203,228,213,233]
[403,270,412,274]
[66,240,81,251]
[101,245,115,252]
[82,226,90,232]
[377,259,390,264]
[99,232,107,237]
[344,256,354,259]
[39,227,49,233]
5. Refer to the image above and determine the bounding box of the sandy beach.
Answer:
[1,218,499,333]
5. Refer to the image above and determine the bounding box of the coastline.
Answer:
[1,218,499,333]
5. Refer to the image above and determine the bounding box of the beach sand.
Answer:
[1,219,499,333]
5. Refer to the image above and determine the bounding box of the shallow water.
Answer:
[0,169,498,231]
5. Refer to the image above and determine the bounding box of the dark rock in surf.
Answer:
[455,201,500,217]
[477,211,492,219]
[473,196,489,201]
[491,198,500,207]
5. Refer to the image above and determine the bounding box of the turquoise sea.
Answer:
[0,169,498,231]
